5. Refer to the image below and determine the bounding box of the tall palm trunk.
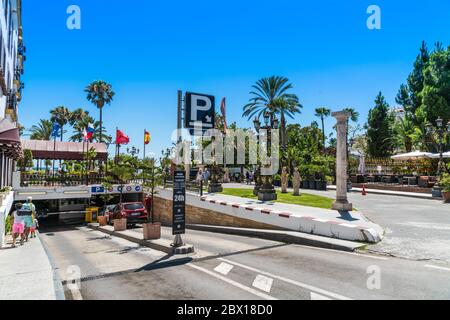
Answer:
[321,116,326,151]
[99,106,103,143]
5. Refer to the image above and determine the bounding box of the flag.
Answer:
[51,122,61,139]
[116,129,130,145]
[144,130,151,145]
[85,123,95,141]
[220,97,227,130]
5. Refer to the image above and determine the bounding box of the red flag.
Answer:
[116,129,130,145]
[220,97,228,130]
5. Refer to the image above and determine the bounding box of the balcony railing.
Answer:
[20,172,143,188]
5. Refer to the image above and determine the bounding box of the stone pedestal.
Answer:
[281,167,288,194]
[292,168,301,196]
[208,182,223,193]
[332,111,353,212]
[258,176,277,202]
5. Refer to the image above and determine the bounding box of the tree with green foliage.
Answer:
[366,92,395,157]
[18,149,33,171]
[85,81,115,143]
[315,107,331,150]
[50,106,71,141]
[29,119,53,140]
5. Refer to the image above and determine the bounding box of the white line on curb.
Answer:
[70,288,83,301]
[293,244,389,260]
[425,264,450,272]
[187,263,278,300]
[311,292,332,300]
[218,258,351,300]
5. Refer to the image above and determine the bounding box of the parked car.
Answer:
[108,202,148,226]
[99,205,117,223]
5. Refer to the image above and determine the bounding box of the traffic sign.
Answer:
[184,92,215,134]
[91,186,105,194]
[172,171,186,235]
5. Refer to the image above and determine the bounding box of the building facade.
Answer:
[0,0,24,190]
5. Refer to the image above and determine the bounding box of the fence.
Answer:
[163,176,204,196]
[349,157,438,176]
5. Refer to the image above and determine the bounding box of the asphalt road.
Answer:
[39,225,450,300]
[224,183,450,263]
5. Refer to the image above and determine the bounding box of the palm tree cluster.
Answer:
[26,81,115,144]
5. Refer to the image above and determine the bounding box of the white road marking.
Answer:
[293,244,389,260]
[219,258,351,300]
[70,287,83,300]
[311,292,332,300]
[425,264,450,272]
[252,275,273,293]
[214,262,234,276]
[187,263,278,300]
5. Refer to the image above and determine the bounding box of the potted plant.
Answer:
[142,158,162,240]
[440,173,450,203]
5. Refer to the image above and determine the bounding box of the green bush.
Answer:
[4,215,12,235]
[440,174,450,192]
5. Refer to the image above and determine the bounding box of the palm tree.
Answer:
[29,119,53,140]
[71,118,111,144]
[85,81,115,143]
[50,106,71,141]
[315,107,331,150]
[243,76,302,162]
[69,108,90,126]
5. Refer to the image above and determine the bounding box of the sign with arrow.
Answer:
[184,92,215,135]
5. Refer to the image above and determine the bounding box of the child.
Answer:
[30,215,39,238]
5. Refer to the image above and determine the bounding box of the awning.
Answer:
[391,151,433,161]
[21,140,108,161]
[0,118,22,159]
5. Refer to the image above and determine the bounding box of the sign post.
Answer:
[171,170,186,247]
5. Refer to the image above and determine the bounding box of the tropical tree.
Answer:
[70,114,111,143]
[29,119,53,140]
[394,115,415,153]
[50,106,71,141]
[242,76,302,161]
[366,92,395,157]
[85,81,115,143]
[109,162,134,203]
[315,107,331,150]
[69,108,90,126]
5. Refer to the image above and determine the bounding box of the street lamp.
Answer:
[127,146,140,158]
[253,112,279,202]
[426,117,450,198]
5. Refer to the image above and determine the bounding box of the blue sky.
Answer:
[20,0,450,157]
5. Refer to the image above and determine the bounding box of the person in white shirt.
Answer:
[10,203,26,248]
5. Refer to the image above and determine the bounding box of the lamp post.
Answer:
[127,146,140,158]
[426,117,450,198]
[253,111,279,202]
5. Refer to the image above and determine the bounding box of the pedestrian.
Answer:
[10,203,26,248]
[246,171,250,185]
[30,216,39,238]
[203,169,210,187]
[22,197,36,242]
[196,168,203,185]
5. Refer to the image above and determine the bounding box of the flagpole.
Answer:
[52,136,56,187]
[143,129,146,161]
[86,139,89,186]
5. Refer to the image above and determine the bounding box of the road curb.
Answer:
[185,224,365,252]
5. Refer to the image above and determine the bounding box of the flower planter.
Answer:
[113,219,127,231]
[98,216,107,227]
[315,181,327,191]
[443,191,450,203]
[143,222,161,240]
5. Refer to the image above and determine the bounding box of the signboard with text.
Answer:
[172,171,186,235]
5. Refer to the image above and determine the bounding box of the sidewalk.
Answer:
[0,234,63,300]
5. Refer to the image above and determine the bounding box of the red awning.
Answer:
[21,140,108,161]
[0,118,22,159]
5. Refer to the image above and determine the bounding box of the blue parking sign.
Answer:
[91,186,105,194]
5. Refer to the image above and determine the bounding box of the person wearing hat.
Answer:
[22,197,36,242]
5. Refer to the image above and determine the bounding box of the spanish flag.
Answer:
[144,130,151,145]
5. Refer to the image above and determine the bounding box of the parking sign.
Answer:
[184,92,215,134]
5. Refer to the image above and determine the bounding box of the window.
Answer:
[123,203,144,211]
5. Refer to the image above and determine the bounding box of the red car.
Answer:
[108,202,148,226]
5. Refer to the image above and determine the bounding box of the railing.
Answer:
[20,173,143,188]
[163,176,204,196]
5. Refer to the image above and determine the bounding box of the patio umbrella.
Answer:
[358,154,366,175]
[427,152,450,159]
[391,151,433,161]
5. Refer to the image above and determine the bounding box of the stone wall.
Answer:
[153,195,280,230]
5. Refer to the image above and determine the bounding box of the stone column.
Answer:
[332,111,353,212]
